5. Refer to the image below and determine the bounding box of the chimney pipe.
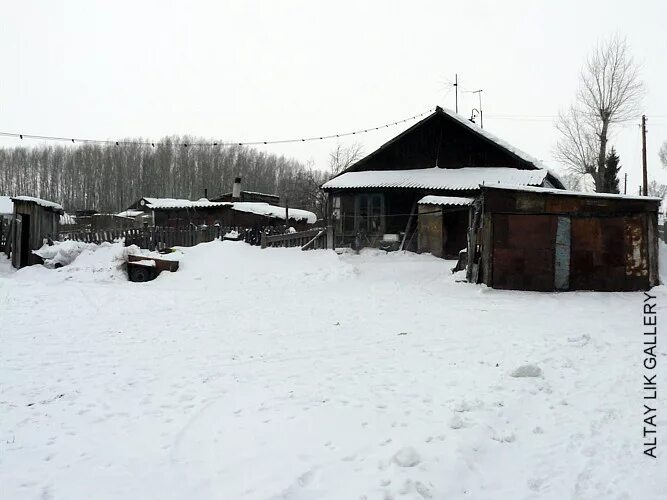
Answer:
[232,177,242,200]
[204,188,208,199]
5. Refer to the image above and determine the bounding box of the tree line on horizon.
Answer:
[0,137,331,216]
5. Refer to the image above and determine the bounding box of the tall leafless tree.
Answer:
[328,142,364,176]
[555,35,644,192]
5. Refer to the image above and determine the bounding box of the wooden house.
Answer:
[322,106,564,255]
[467,185,661,291]
[10,196,64,268]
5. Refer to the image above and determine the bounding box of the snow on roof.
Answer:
[418,195,474,206]
[60,213,77,225]
[483,184,663,202]
[141,197,230,210]
[11,196,64,213]
[0,196,13,215]
[136,197,316,223]
[322,167,549,191]
[230,202,317,223]
[117,209,148,218]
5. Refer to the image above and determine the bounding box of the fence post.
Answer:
[327,224,334,250]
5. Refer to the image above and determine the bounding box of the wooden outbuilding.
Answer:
[417,196,473,258]
[10,196,64,268]
[467,185,661,291]
[125,197,316,230]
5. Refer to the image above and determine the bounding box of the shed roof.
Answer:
[322,167,549,191]
[230,202,317,223]
[482,184,663,203]
[136,197,317,223]
[141,197,229,209]
[11,196,64,214]
[418,195,474,206]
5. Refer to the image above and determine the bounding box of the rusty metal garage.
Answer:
[467,185,661,291]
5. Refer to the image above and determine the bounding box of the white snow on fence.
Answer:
[322,166,549,191]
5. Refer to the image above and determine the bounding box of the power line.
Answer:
[0,108,434,148]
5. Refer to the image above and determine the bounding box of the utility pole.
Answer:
[624,173,627,195]
[285,197,289,225]
[454,74,458,114]
[642,115,648,196]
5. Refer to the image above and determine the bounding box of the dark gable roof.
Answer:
[337,106,564,189]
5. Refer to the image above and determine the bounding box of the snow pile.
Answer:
[22,241,143,282]
[510,364,543,378]
[33,240,102,268]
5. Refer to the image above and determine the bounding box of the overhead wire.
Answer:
[0,108,435,148]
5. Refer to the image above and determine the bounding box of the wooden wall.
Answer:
[12,200,60,268]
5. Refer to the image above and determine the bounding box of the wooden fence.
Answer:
[261,227,330,250]
[58,225,263,250]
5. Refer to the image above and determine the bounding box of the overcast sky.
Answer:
[2,0,666,192]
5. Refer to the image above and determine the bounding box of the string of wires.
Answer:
[0,109,434,148]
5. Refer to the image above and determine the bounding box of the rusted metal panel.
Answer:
[515,194,545,212]
[647,212,659,286]
[624,215,648,278]
[554,216,571,290]
[545,197,581,214]
[491,214,556,291]
[570,217,642,291]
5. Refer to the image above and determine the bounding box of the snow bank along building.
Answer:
[322,106,564,256]
[10,196,63,268]
[126,179,316,230]
[467,185,661,291]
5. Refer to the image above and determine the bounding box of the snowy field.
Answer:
[1,241,665,499]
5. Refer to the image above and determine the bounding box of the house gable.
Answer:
[344,106,537,173]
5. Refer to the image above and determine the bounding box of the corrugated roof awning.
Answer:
[418,195,474,206]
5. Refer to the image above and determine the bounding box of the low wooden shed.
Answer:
[11,196,64,268]
[417,195,473,258]
[467,185,661,291]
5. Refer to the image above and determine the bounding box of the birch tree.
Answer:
[555,35,644,192]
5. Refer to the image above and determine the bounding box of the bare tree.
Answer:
[555,34,644,192]
[328,142,364,176]
[659,141,667,168]
[647,180,667,199]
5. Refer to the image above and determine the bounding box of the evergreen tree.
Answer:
[604,147,621,194]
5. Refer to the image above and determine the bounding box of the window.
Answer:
[355,194,384,234]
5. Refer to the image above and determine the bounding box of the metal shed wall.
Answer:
[473,187,660,291]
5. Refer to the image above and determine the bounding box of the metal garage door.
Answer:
[491,214,557,291]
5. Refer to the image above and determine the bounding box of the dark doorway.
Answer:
[19,213,30,268]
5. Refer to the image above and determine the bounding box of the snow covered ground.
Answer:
[1,241,665,499]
